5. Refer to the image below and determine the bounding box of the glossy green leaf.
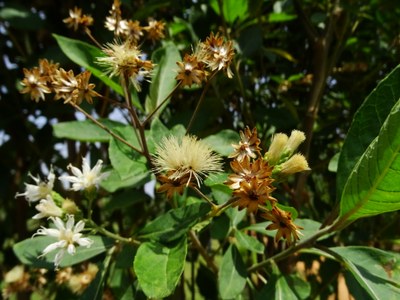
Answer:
[53,119,123,142]
[13,236,113,269]
[134,237,187,299]
[138,202,210,243]
[337,65,400,200]
[145,41,181,116]
[235,230,264,254]
[257,262,310,300]
[108,125,147,180]
[339,99,400,222]
[102,189,150,212]
[203,129,240,156]
[53,34,123,95]
[268,12,297,23]
[100,168,150,193]
[218,244,247,299]
[329,247,400,299]
[210,0,249,23]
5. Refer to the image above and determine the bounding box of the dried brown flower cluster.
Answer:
[175,32,235,87]
[104,0,165,42]
[2,266,48,299]
[63,6,93,31]
[20,59,100,105]
[226,127,309,245]
[55,263,98,295]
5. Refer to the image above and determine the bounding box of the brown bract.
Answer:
[176,54,206,87]
[229,126,262,161]
[63,7,93,31]
[262,206,303,245]
[144,19,166,42]
[157,173,194,199]
[198,32,235,78]
[232,178,276,214]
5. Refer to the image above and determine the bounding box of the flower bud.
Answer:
[279,154,310,175]
[265,133,288,165]
[284,130,306,154]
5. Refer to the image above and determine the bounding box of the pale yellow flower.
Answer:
[153,135,223,187]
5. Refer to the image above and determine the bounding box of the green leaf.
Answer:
[339,98,400,222]
[102,189,150,212]
[210,0,249,24]
[134,237,187,299]
[53,34,123,95]
[329,247,400,299]
[100,168,150,193]
[218,244,247,299]
[203,129,240,156]
[257,262,310,300]
[268,12,297,23]
[0,5,44,30]
[53,119,123,142]
[337,65,400,201]
[108,125,147,180]
[13,236,113,269]
[138,202,210,243]
[145,41,181,116]
[235,230,264,254]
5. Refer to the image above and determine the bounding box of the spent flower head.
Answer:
[198,32,235,78]
[33,215,93,268]
[97,39,153,91]
[63,7,93,31]
[20,67,52,102]
[59,158,109,192]
[176,53,206,87]
[262,206,303,245]
[144,19,166,42]
[229,126,262,161]
[153,135,223,187]
[16,167,55,203]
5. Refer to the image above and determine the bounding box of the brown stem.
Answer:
[188,230,219,274]
[70,103,143,154]
[84,27,103,48]
[142,83,181,126]
[121,74,152,164]
[186,70,218,134]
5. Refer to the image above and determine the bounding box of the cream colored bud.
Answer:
[62,199,80,215]
[279,154,310,175]
[5,266,25,283]
[285,130,306,154]
[33,196,63,219]
[266,133,288,165]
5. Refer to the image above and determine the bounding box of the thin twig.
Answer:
[142,82,181,126]
[186,70,218,134]
[188,230,219,274]
[84,27,103,48]
[70,103,143,154]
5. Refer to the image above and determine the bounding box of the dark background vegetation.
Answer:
[1,0,400,296]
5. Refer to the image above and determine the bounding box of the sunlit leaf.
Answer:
[330,247,400,299]
[138,202,210,243]
[218,244,247,299]
[257,262,310,300]
[339,98,400,222]
[53,119,123,142]
[145,41,181,116]
[13,236,113,269]
[203,129,240,156]
[134,237,187,298]
[235,230,264,254]
[337,65,400,200]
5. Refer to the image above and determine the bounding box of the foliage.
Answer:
[1,0,400,299]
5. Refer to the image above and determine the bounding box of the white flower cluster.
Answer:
[16,158,109,268]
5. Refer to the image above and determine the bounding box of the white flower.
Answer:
[59,158,109,191]
[15,167,56,203]
[33,215,93,268]
[32,195,63,219]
